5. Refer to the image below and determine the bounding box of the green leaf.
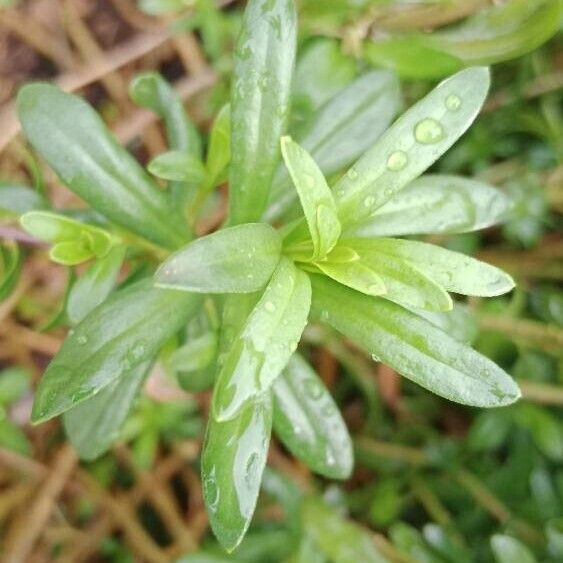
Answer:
[201,393,273,552]
[311,275,520,407]
[273,354,353,479]
[205,104,231,190]
[229,0,297,224]
[63,361,150,460]
[0,183,47,218]
[67,245,125,325]
[315,259,386,298]
[213,258,311,421]
[303,498,389,563]
[168,331,218,373]
[349,175,512,237]
[280,136,341,260]
[139,0,191,15]
[411,303,479,345]
[266,70,401,221]
[333,67,490,228]
[148,150,206,183]
[0,367,31,405]
[17,84,187,249]
[0,243,22,301]
[155,224,282,293]
[348,238,514,297]
[0,419,31,456]
[31,280,202,423]
[490,534,537,563]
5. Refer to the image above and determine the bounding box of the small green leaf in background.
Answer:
[546,518,563,560]
[148,150,206,184]
[138,0,192,16]
[168,331,218,374]
[204,104,231,191]
[334,67,490,228]
[31,280,202,423]
[0,367,31,405]
[0,182,47,218]
[155,223,281,293]
[201,393,273,552]
[491,534,537,563]
[0,243,22,301]
[311,275,520,408]
[273,354,353,479]
[229,0,297,224]
[67,245,125,325]
[213,257,311,421]
[303,498,389,563]
[18,84,188,249]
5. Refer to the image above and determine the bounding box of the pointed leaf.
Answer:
[281,136,340,260]
[351,238,515,297]
[229,0,297,224]
[17,84,187,249]
[350,174,512,237]
[311,275,520,407]
[334,67,491,228]
[273,354,353,479]
[31,280,202,423]
[201,393,272,552]
[63,361,150,461]
[148,150,206,183]
[213,258,311,421]
[155,223,281,293]
[205,104,231,190]
[316,260,386,298]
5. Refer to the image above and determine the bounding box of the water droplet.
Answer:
[304,378,323,400]
[386,150,408,171]
[130,342,146,361]
[76,335,88,345]
[320,309,329,322]
[326,449,336,467]
[264,301,276,313]
[346,168,358,180]
[414,118,445,144]
[445,94,461,111]
[371,353,381,362]
[304,174,315,188]
[203,468,219,512]
[245,453,259,488]
[363,196,375,208]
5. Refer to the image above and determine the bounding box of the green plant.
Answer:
[14,0,523,553]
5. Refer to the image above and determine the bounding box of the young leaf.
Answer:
[148,150,206,184]
[349,175,512,237]
[67,245,125,325]
[280,136,341,260]
[17,84,187,249]
[201,393,273,552]
[31,280,202,423]
[155,223,282,293]
[205,104,231,191]
[333,67,491,228]
[266,70,401,221]
[311,275,520,407]
[273,354,353,479]
[303,498,389,563]
[349,238,514,297]
[315,260,386,298]
[229,0,297,224]
[213,258,311,421]
[63,361,150,461]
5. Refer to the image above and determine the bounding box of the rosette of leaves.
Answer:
[17,0,520,553]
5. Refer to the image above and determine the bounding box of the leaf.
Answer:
[303,498,389,563]
[280,136,341,260]
[168,331,218,373]
[63,361,150,461]
[315,259,386,298]
[0,183,47,218]
[265,70,401,221]
[0,367,31,405]
[155,223,282,294]
[490,534,537,563]
[311,275,520,407]
[17,84,187,249]
[67,245,125,325]
[213,258,311,421]
[411,303,479,345]
[0,243,22,301]
[229,0,297,224]
[31,280,202,423]
[333,67,491,228]
[348,238,514,297]
[349,174,512,237]
[205,104,231,190]
[148,150,206,183]
[201,393,272,552]
[273,354,353,479]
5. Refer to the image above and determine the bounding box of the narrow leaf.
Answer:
[201,393,272,552]
[0,183,47,218]
[205,104,231,190]
[333,67,491,228]
[148,150,206,183]
[31,280,202,423]
[273,354,353,479]
[316,260,386,298]
[213,258,311,421]
[229,0,297,224]
[350,174,512,237]
[280,136,340,260]
[155,223,281,293]
[18,84,187,249]
[63,361,150,460]
[311,275,520,407]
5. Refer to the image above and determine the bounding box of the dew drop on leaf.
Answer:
[386,150,408,171]
[203,467,220,512]
[264,301,276,313]
[414,118,445,144]
[76,335,88,345]
[346,168,358,180]
[363,196,375,208]
[445,94,461,111]
[304,378,323,400]
[371,353,381,362]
